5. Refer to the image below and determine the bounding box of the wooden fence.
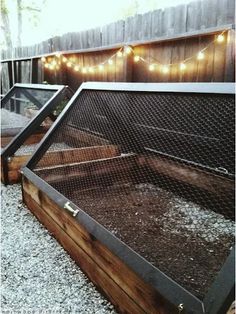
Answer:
[1,0,235,93]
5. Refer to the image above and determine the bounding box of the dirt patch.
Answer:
[69,183,234,300]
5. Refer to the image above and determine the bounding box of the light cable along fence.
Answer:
[0,0,235,92]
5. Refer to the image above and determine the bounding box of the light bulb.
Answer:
[197,51,204,60]
[117,51,123,57]
[52,59,57,66]
[74,65,80,71]
[180,63,186,71]
[82,67,87,74]
[67,62,72,67]
[217,34,224,43]
[108,59,113,65]
[149,64,155,71]
[162,65,169,74]
[44,63,49,68]
[55,52,61,58]
[62,56,67,63]
[41,57,46,62]
[134,55,140,62]
[49,64,54,70]
[124,46,132,54]
[99,64,104,71]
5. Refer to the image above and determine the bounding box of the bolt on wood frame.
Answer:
[1,83,71,184]
[21,82,235,314]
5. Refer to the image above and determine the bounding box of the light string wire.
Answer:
[41,30,227,74]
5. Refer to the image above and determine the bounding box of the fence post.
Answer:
[31,59,38,83]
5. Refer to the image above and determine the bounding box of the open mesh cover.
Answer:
[31,88,235,300]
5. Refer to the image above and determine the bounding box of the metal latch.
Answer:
[64,201,79,217]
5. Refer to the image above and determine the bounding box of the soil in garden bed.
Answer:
[66,182,234,300]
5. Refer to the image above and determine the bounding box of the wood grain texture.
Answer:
[3,145,119,184]
[37,145,120,168]
[138,154,235,196]
[22,175,174,314]
[35,154,137,184]
[22,191,146,314]
[1,132,46,148]
[1,0,234,85]
[62,127,110,146]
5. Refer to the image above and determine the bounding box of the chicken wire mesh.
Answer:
[1,87,56,148]
[30,88,235,300]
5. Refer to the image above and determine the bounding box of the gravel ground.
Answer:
[15,142,71,156]
[1,183,116,314]
[1,109,30,129]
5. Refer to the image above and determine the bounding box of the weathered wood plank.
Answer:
[138,154,235,196]
[62,126,110,146]
[36,145,120,168]
[22,175,173,313]
[1,132,46,147]
[22,190,147,314]
[4,145,119,184]
[35,154,137,184]
[132,45,149,82]
[186,1,201,32]
[224,29,235,82]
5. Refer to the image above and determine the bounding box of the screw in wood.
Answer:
[178,303,184,313]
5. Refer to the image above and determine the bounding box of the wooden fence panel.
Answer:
[0,0,235,91]
[0,63,10,93]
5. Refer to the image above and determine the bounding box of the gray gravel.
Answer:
[15,142,71,156]
[1,183,117,314]
[1,109,30,129]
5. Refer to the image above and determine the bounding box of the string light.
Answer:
[117,51,123,57]
[197,51,205,60]
[217,34,224,43]
[42,30,227,75]
[179,63,186,71]
[149,64,155,71]
[162,65,169,74]
[99,64,104,71]
[124,46,132,54]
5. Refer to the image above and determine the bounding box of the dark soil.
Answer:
[65,183,234,300]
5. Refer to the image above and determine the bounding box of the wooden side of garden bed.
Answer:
[1,132,46,148]
[21,153,234,313]
[22,169,175,314]
[1,145,119,184]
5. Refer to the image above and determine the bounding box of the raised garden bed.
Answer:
[1,83,71,184]
[21,82,235,314]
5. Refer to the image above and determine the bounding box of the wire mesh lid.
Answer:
[29,82,235,177]
[23,83,235,306]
